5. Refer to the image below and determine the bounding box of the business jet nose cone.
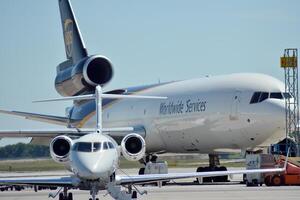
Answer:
[84,164,99,174]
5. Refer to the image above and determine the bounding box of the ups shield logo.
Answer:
[64,19,73,58]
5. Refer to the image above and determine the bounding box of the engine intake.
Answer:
[55,55,113,96]
[83,56,113,86]
[50,135,73,163]
[121,133,146,161]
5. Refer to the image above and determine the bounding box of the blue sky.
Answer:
[0,0,299,145]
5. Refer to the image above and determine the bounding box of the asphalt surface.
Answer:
[0,168,299,200]
[1,185,300,200]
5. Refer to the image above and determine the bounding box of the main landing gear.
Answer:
[196,154,228,183]
[58,187,73,200]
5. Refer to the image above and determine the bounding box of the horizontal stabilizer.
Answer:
[33,93,167,103]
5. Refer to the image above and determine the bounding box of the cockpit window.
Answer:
[77,142,92,152]
[250,91,286,104]
[103,142,109,150]
[259,92,269,102]
[108,142,115,149]
[250,92,261,104]
[283,92,292,99]
[93,142,101,152]
[270,92,283,99]
[72,143,78,151]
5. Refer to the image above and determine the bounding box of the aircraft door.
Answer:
[230,91,241,120]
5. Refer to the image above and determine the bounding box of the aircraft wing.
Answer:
[0,109,70,126]
[117,167,285,185]
[0,129,86,138]
[0,176,79,187]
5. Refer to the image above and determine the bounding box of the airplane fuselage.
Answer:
[69,73,286,154]
[70,133,119,186]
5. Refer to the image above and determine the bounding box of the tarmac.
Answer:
[0,168,300,200]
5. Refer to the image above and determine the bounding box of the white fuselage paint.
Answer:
[80,73,286,154]
[70,133,119,182]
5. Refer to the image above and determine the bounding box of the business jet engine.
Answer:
[50,135,73,163]
[55,55,113,96]
[121,133,146,161]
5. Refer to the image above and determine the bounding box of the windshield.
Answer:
[72,142,92,152]
[250,91,287,104]
[93,142,101,152]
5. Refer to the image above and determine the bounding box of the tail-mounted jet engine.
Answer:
[55,55,113,96]
[121,133,146,161]
[50,135,73,163]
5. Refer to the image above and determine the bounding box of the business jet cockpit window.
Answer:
[93,142,102,152]
[108,142,115,149]
[76,142,92,152]
[103,142,109,150]
[72,142,103,152]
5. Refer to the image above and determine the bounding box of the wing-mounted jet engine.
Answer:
[50,135,73,164]
[55,55,113,96]
[121,133,146,161]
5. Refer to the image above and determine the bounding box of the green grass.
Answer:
[0,159,65,172]
[0,158,245,172]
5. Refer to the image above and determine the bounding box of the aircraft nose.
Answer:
[72,152,102,178]
[266,99,285,121]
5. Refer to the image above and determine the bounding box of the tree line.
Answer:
[0,143,49,159]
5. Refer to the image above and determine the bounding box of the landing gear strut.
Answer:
[58,187,73,200]
[196,154,228,183]
[89,183,99,200]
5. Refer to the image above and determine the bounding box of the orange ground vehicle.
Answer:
[264,156,300,186]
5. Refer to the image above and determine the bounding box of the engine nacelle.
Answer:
[50,135,73,163]
[55,55,113,96]
[121,133,146,161]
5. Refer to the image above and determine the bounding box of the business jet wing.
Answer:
[0,176,79,187]
[117,166,286,185]
[0,109,70,126]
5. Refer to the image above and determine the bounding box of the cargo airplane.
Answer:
[0,0,289,198]
[0,85,288,200]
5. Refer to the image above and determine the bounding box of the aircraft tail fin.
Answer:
[58,0,88,63]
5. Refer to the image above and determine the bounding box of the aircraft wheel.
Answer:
[219,166,228,182]
[202,167,212,182]
[138,168,145,175]
[68,193,73,200]
[59,193,64,200]
[271,175,282,186]
[132,191,137,199]
[264,176,272,186]
[196,167,204,183]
